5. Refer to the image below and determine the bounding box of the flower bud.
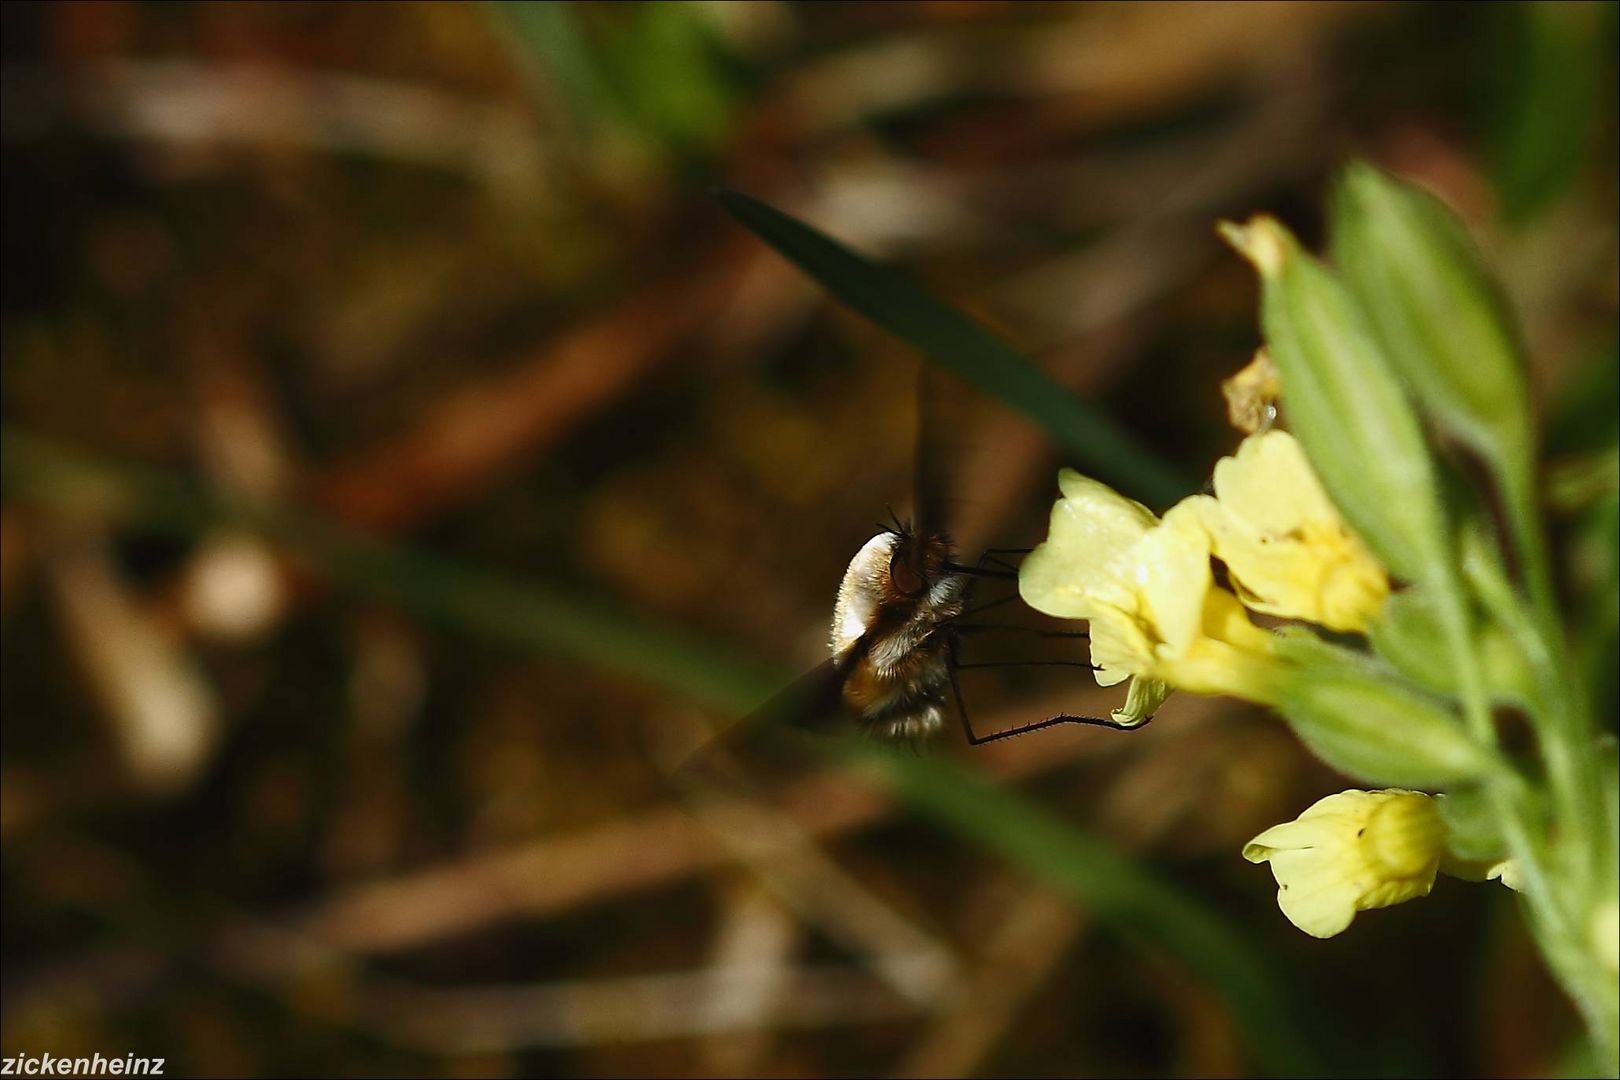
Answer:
[1244,789,1448,938]
[1273,632,1498,789]
[1330,162,1532,473]
[1364,791,1447,879]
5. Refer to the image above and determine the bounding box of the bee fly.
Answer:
[733,367,1139,752]
[824,511,1129,747]
[829,517,968,742]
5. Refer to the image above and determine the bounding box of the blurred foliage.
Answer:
[1489,2,1614,222]
[2,2,1616,1078]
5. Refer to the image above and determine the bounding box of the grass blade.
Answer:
[717,190,1193,507]
[0,430,780,715]
[5,429,1320,1073]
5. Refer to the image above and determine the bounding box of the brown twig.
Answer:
[309,237,765,532]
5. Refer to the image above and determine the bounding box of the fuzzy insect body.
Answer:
[830,526,968,741]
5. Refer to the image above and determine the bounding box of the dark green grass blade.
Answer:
[4,429,1320,1074]
[0,430,779,715]
[717,190,1193,507]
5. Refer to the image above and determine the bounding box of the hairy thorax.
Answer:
[830,529,968,741]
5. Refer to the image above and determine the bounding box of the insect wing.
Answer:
[912,362,977,541]
[672,653,859,791]
[737,654,858,738]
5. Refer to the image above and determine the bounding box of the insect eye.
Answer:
[889,550,927,598]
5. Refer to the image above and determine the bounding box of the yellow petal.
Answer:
[1201,432,1388,632]
[1084,606,1153,688]
[1134,502,1215,656]
[1267,847,1364,938]
[1244,790,1378,859]
[1019,469,1157,620]
[1199,581,1281,656]
[1244,789,1442,938]
[1111,676,1171,727]
[1022,470,1284,705]
[1156,636,1280,702]
[1213,430,1337,534]
[1362,790,1446,878]
[1489,859,1525,893]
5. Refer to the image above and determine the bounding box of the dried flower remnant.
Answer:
[1223,347,1281,434]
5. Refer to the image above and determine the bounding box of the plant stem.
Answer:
[1467,487,1618,1071]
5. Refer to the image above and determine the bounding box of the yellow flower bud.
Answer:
[1243,789,1448,938]
[1363,790,1447,879]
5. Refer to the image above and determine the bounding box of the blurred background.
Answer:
[2,2,1616,1077]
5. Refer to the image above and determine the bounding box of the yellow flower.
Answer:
[1018,469,1282,714]
[1192,430,1389,633]
[1243,789,1446,938]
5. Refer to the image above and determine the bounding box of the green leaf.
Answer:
[1369,585,1533,706]
[605,3,736,148]
[717,190,1193,508]
[1273,634,1499,789]
[1331,162,1531,474]
[490,2,617,129]
[491,2,737,152]
[1600,737,1619,892]
[1490,1,1610,222]
[1575,492,1620,724]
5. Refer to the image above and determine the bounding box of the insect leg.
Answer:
[947,635,1145,745]
[949,544,1035,583]
[948,595,1018,623]
[976,547,1032,574]
[951,623,1089,640]
[965,711,1151,745]
[954,660,1099,670]
[945,562,1017,581]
